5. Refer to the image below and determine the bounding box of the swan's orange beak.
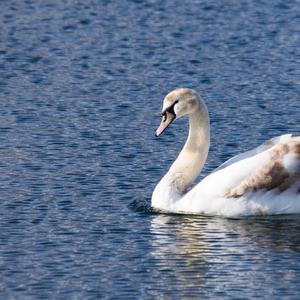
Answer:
[155,112,176,137]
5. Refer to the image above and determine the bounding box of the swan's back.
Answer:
[224,135,300,197]
[177,134,300,216]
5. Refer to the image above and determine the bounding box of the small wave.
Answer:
[128,198,156,214]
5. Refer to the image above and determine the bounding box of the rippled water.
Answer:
[0,0,300,298]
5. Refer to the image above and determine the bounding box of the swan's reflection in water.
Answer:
[150,215,212,289]
[150,214,300,294]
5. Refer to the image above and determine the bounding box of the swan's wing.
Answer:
[214,134,293,172]
[196,134,300,198]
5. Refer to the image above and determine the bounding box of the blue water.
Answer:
[0,0,300,298]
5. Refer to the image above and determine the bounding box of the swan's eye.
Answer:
[162,100,179,117]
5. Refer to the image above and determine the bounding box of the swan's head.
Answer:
[155,88,200,137]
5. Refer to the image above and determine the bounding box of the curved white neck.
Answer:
[168,103,210,192]
[152,101,210,208]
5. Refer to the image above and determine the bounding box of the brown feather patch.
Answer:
[225,141,300,198]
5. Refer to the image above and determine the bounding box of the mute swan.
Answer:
[152,88,300,217]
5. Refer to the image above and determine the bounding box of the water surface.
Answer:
[0,0,300,298]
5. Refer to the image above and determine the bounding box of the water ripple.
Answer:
[0,0,300,298]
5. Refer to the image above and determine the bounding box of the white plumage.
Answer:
[151,88,300,217]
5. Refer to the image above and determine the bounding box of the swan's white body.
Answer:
[152,88,300,217]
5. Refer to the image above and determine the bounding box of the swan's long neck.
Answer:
[168,103,210,193]
[152,101,210,208]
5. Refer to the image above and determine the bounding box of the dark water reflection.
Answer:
[0,0,300,298]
